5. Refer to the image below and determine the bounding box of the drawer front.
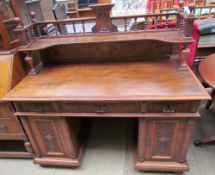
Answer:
[143,102,190,113]
[14,102,55,113]
[0,118,23,134]
[59,102,139,113]
[0,102,13,118]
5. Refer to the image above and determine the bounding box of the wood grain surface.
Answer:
[4,60,209,101]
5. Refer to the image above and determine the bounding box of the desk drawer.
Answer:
[0,118,23,134]
[14,102,56,113]
[59,102,139,113]
[142,101,190,113]
[0,103,13,118]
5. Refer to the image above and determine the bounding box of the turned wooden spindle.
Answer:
[24,51,43,75]
[82,21,85,33]
[153,16,158,29]
[133,17,138,31]
[25,52,36,75]
[124,18,128,32]
[184,4,196,37]
[30,11,37,23]
[178,0,184,12]
[14,17,23,29]
[165,14,169,28]
[144,17,148,29]
[178,47,190,70]
[72,22,76,34]
[188,3,195,15]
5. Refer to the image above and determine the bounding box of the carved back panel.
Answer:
[41,40,172,64]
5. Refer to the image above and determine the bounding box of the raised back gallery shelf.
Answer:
[17,30,193,52]
[13,3,196,52]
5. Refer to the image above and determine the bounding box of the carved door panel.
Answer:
[138,118,195,162]
[25,116,78,159]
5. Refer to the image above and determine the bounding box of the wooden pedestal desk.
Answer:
[3,4,210,172]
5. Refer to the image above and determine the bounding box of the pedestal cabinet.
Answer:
[136,116,196,171]
[20,116,83,167]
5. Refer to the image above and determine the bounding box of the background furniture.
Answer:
[0,53,34,158]
[147,0,215,13]
[0,0,32,51]
[59,0,111,18]
[194,53,215,146]
[39,0,55,20]
[25,0,44,22]
[195,18,215,63]
[191,18,215,109]
[53,2,67,20]
[11,0,31,25]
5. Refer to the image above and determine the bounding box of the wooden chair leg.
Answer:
[194,136,215,147]
[206,89,215,109]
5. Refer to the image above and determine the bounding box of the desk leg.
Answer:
[20,116,85,167]
[135,117,196,172]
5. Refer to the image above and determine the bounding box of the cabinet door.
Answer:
[138,118,195,162]
[24,116,78,159]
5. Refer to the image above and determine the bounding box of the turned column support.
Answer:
[24,51,42,75]
[184,3,196,37]
[178,44,190,71]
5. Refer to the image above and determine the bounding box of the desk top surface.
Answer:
[4,60,209,101]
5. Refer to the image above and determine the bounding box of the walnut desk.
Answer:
[3,4,210,172]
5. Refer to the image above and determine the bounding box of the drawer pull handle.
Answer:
[0,124,6,132]
[33,105,44,112]
[163,106,175,113]
[94,105,106,113]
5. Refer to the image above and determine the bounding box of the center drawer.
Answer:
[58,102,139,113]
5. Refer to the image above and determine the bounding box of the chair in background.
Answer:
[187,18,215,111]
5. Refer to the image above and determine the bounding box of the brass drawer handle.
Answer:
[163,106,175,113]
[32,105,44,112]
[94,105,106,113]
[0,124,6,132]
